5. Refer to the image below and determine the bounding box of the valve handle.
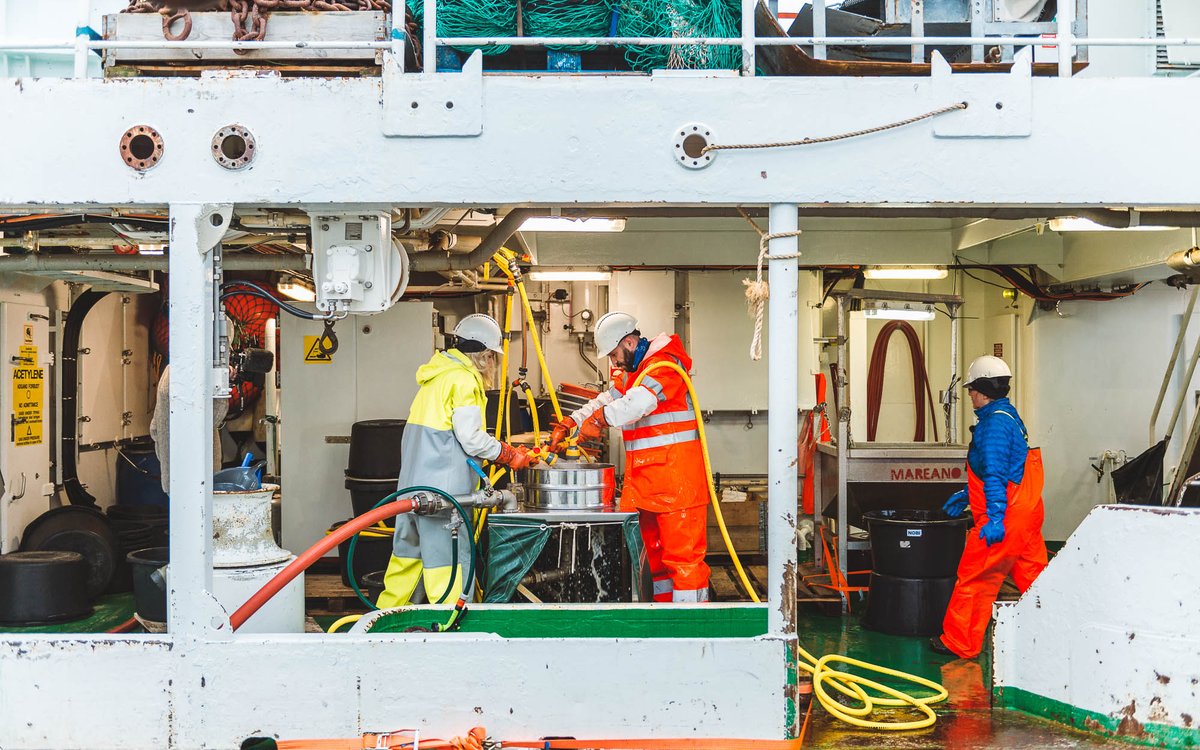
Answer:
[466,458,490,486]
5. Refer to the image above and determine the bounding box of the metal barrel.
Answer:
[521,461,615,510]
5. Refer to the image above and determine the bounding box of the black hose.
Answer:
[61,290,110,506]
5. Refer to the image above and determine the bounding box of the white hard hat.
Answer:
[965,355,1012,385]
[454,314,504,354]
[594,311,638,357]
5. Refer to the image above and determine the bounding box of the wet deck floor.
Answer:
[797,609,1121,748]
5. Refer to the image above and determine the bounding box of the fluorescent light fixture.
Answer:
[1048,217,1176,232]
[527,270,612,282]
[137,243,165,255]
[862,266,948,280]
[519,217,627,233]
[862,301,936,321]
[277,277,316,302]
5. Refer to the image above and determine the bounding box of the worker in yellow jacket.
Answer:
[377,314,539,608]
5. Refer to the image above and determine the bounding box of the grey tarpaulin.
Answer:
[484,515,651,603]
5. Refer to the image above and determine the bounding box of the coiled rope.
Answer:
[738,208,802,361]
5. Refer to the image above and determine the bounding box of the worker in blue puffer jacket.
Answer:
[931,355,1048,659]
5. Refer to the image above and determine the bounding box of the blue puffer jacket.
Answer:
[967,397,1029,511]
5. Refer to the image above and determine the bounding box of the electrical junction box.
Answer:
[307,212,409,315]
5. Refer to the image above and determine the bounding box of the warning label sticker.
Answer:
[303,335,333,364]
[12,345,43,446]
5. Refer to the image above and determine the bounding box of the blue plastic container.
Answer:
[115,444,169,507]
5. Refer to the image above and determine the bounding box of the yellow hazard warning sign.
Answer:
[303,335,333,364]
[22,324,33,345]
[12,344,43,446]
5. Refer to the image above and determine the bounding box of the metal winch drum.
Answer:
[521,460,615,510]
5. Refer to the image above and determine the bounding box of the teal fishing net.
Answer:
[406,0,742,68]
[525,0,613,51]
[609,0,742,71]
[406,0,518,55]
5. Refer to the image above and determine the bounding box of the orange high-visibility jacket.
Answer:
[612,334,708,514]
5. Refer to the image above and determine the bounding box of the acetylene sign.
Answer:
[12,345,44,446]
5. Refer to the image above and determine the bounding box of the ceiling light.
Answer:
[519,217,627,233]
[277,277,316,302]
[137,244,165,255]
[863,266,948,280]
[1048,217,1176,232]
[862,301,936,321]
[527,271,612,282]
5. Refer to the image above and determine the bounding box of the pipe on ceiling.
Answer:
[408,208,537,273]
[1075,209,1200,229]
[0,253,308,272]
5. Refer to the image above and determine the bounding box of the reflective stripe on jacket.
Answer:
[613,334,708,513]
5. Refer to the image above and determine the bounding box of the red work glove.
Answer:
[578,409,608,441]
[495,442,539,470]
[549,417,577,453]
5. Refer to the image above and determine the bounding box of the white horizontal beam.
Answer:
[4,75,1200,207]
[3,37,1200,52]
[0,631,789,749]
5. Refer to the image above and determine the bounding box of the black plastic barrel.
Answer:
[105,520,159,594]
[862,509,971,578]
[332,520,394,588]
[127,547,170,623]
[346,419,405,480]
[862,573,957,636]
[345,478,399,518]
[0,551,91,625]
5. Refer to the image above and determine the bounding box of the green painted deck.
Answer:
[0,592,135,634]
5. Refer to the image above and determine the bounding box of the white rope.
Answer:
[738,208,802,361]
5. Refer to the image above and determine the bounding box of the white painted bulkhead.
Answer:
[2,1,1200,746]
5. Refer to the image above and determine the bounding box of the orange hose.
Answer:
[278,727,806,750]
[229,497,416,630]
[106,616,138,634]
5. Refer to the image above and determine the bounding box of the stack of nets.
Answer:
[609,0,742,71]
[406,0,518,55]
[407,0,741,69]
[525,0,612,51]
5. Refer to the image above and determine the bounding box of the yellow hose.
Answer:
[630,361,759,603]
[632,361,947,730]
[326,614,362,633]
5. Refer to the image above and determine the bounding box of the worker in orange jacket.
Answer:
[550,312,710,602]
[932,355,1048,658]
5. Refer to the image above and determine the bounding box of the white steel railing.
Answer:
[4,0,1199,80]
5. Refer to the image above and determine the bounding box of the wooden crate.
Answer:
[706,494,765,555]
[304,571,371,617]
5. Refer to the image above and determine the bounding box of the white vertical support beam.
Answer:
[73,0,90,78]
[812,0,827,60]
[970,0,984,64]
[767,203,798,638]
[835,295,848,588]
[910,0,925,63]
[389,1,406,72]
[423,0,436,74]
[741,0,756,76]
[949,303,960,445]
[1057,0,1074,78]
[167,202,231,636]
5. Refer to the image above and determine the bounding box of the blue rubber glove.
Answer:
[942,489,968,517]
[979,517,1006,546]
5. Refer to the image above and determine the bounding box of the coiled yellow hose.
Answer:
[326,614,362,633]
[632,360,948,730]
